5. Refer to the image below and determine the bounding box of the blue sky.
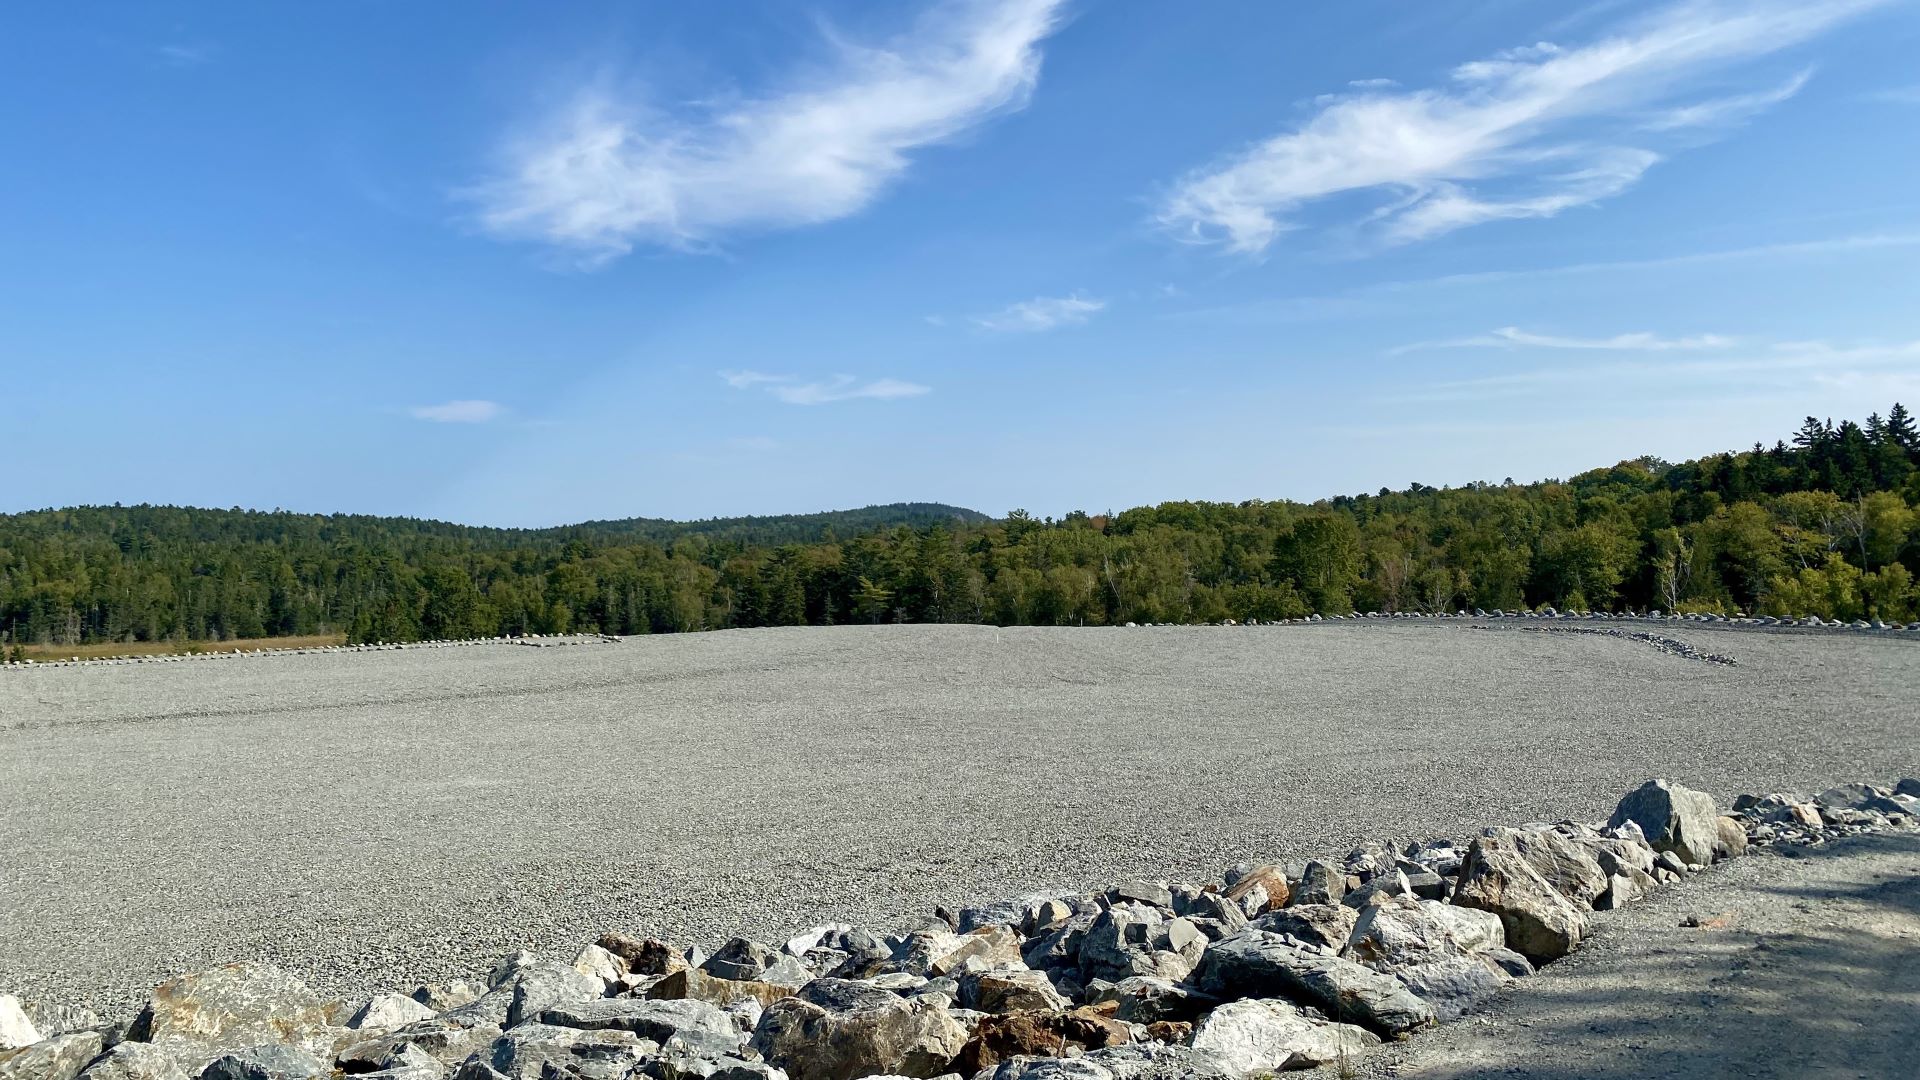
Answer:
[5,0,1919,526]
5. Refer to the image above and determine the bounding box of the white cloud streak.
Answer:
[471,0,1065,264]
[1393,326,1736,354]
[1158,0,1885,254]
[720,371,931,406]
[1643,68,1812,130]
[409,400,505,423]
[973,293,1106,332]
[1394,339,1920,402]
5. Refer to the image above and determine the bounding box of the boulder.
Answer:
[1173,894,1246,933]
[1287,862,1343,908]
[1593,868,1657,911]
[78,1037,208,1076]
[200,1045,330,1080]
[648,970,796,1011]
[1418,902,1504,955]
[1100,979,1212,1025]
[1078,906,1188,983]
[970,1041,1234,1080]
[1251,905,1356,951]
[351,994,438,1031]
[572,945,629,988]
[637,1046,786,1080]
[956,969,1067,1015]
[75,1043,197,1080]
[1387,957,1506,1023]
[1186,999,1377,1077]
[458,1022,656,1080]
[0,998,39,1051]
[1107,883,1174,913]
[1581,835,1656,879]
[1020,900,1078,938]
[1451,833,1589,965]
[955,1007,1129,1075]
[749,980,968,1080]
[1897,779,1920,799]
[1190,931,1435,1037]
[1714,817,1749,860]
[1342,896,1467,971]
[0,1032,105,1080]
[1478,948,1534,979]
[536,998,740,1051]
[1479,827,1607,908]
[411,982,485,1013]
[503,961,603,1028]
[344,1044,442,1080]
[704,940,784,983]
[337,1017,504,1071]
[1221,866,1291,915]
[128,962,338,1054]
[1340,871,1412,910]
[1609,780,1721,867]
[597,935,688,978]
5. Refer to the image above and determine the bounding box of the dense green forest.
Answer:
[4,408,1919,650]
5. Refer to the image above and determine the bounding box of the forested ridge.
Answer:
[4,408,1919,650]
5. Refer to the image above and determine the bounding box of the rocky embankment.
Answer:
[3,780,1916,1080]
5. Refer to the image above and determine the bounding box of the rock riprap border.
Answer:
[3,779,1915,1080]
[5,605,1918,670]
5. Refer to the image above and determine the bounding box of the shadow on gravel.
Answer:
[1395,834,1920,1080]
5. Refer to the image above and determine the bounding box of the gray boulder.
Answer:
[1418,902,1504,955]
[537,998,740,1051]
[1186,999,1378,1076]
[0,997,39,1051]
[1342,896,1467,971]
[1388,957,1507,1023]
[956,969,1066,1015]
[1288,862,1343,907]
[1078,906,1189,983]
[1099,978,1212,1025]
[1479,827,1607,908]
[456,1023,656,1080]
[971,1042,1235,1080]
[200,1045,330,1080]
[75,1043,197,1080]
[1191,930,1435,1037]
[351,994,439,1031]
[1609,780,1721,867]
[1250,904,1356,952]
[0,1032,106,1080]
[129,962,339,1055]
[749,980,968,1080]
[1451,833,1589,965]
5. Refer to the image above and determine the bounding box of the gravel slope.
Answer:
[1,621,1914,1014]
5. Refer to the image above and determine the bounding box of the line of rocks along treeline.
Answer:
[3,777,1916,1080]
[3,407,1919,652]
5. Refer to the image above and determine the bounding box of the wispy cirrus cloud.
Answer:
[1158,0,1886,255]
[721,371,930,406]
[1642,68,1812,130]
[1392,326,1736,354]
[158,42,215,68]
[1393,338,1920,403]
[470,0,1066,265]
[973,293,1106,332]
[409,400,505,423]
[1862,84,1920,105]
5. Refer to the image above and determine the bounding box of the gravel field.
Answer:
[1,621,1915,1015]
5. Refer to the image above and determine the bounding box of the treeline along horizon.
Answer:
[4,408,1919,649]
